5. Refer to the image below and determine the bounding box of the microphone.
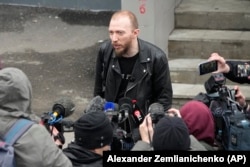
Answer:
[104,102,119,121]
[84,96,106,114]
[133,110,143,124]
[48,97,75,124]
[118,97,133,123]
[148,103,165,124]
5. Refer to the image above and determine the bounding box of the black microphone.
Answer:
[49,97,75,124]
[118,97,133,123]
[148,102,165,124]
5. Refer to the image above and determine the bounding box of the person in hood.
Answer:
[0,67,72,167]
[178,100,216,150]
[63,96,113,167]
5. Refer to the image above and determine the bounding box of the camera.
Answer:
[203,73,250,150]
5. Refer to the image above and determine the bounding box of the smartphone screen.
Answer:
[237,64,250,77]
[198,60,218,75]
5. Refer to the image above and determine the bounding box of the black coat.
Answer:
[63,143,103,167]
[225,60,250,84]
[94,38,173,114]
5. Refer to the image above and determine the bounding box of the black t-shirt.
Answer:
[116,53,139,101]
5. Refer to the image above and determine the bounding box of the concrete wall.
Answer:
[121,0,182,56]
[0,0,121,11]
[0,0,183,55]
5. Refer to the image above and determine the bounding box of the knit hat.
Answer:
[74,111,113,149]
[152,116,190,150]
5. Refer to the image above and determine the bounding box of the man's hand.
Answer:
[139,114,154,144]
[208,53,230,74]
[234,85,247,107]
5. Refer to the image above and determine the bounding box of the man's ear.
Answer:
[133,28,140,37]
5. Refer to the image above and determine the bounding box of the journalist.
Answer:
[208,52,250,84]
[63,97,113,167]
[0,67,72,167]
[131,114,193,151]
[178,100,217,151]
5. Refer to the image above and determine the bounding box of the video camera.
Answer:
[204,73,250,150]
[204,73,238,115]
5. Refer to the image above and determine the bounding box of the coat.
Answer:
[0,67,72,167]
[94,38,173,114]
[225,60,250,84]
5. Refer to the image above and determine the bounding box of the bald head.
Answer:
[110,10,139,30]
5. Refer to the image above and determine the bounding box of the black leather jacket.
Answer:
[94,38,173,114]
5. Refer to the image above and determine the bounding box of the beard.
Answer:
[113,41,130,58]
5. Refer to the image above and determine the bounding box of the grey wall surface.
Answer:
[122,0,182,55]
[0,0,121,11]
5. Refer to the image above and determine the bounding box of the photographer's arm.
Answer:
[234,85,250,112]
[131,114,154,151]
[209,53,250,84]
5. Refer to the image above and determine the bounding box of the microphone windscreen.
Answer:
[148,103,164,114]
[118,97,133,113]
[53,97,75,117]
[84,96,106,113]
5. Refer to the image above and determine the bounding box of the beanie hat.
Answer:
[74,111,113,149]
[152,116,190,150]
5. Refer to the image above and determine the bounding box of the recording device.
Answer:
[198,60,218,75]
[203,73,250,150]
[105,97,144,151]
[237,64,250,77]
[40,97,75,149]
[148,103,165,124]
[48,97,75,125]
[104,102,119,122]
[118,97,133,124]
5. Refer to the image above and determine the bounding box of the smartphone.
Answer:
[237,64,250,77]
[198,60,218,75]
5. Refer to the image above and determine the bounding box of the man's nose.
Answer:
[110,34,118,42]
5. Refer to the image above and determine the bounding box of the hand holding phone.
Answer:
[198,60,218,75]
[237,64,250,77]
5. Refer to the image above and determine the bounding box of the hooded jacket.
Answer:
[0,67,72,167]
[94,38,173,114]
[63,142,103,167]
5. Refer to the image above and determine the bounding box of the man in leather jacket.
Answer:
[94,10,173,117]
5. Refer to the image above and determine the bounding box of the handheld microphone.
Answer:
[118,97,133,123]
[104,102,119,121]
[48,97,75,124]
[133,110,143,123]
[84,96,106,114]
[148,102,165,124]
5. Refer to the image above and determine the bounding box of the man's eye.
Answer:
[117,31,124,35]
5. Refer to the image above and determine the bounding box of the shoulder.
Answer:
[131,140,153,151]
[99,39,112,51]
[189,135,207,151]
